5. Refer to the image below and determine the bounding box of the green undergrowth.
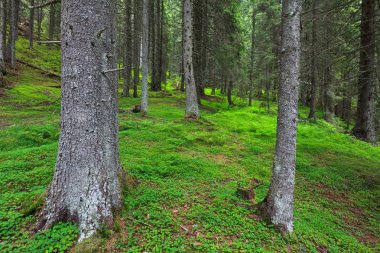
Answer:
[0,56,379,252]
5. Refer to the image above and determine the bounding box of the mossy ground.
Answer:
[0,38,379,252]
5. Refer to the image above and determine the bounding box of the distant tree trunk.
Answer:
[211,71,216,95]
[183,0,199,118]
[123,0,132,97]
[0,0,5,78]
[132,0,141,98]
[48,3,56,50]
[248,10,256,107]
[260,0,302,235]
[180,2,185,92]
[5,0,19,69]
[37,0,122,241]
[308,0,317,120]
[353,0,376,144]
[29,0,35,49]
[157,0,164,90]
[227,81,234,106]
[323,66,334,122]
[37,1,43,42]
[141,0,150,115]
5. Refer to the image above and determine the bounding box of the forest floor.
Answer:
[0,39,379,252]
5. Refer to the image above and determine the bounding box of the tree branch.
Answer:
[29,0,60,9]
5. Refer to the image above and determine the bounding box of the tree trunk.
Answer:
[38,0,122,241]
[248,10,256,107]
[353,0,377,144]
[29,0,35,49]
[0,0,5,78]
[180,2,185,92]
[183,0,199,118]
[132,0,141,98]
[48,3,56,50]
[141,0,150,115]
[308,0,317,121]
[5,0,19,69]
[37,1,42,42]
[122,0,132,97]
[227,80,234,106]
[261,0,302,235]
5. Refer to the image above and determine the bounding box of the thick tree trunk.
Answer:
[248,10,256,107]
[183,0,199,118]
[141,0,150,115]
[29,0,35,49]
[0,0,5,77]
[308,0,317,120]
[261,0,302,234]
[38,0,122,241]
[122,0,132,97]
[353,0,377,144]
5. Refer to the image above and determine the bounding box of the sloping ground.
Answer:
[0,45,379,252]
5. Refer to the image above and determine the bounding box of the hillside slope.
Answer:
[0,41,379,252]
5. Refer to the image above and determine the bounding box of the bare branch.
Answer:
[29,0,60,9]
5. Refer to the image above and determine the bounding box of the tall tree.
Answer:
[353,0,377,144]
[141,0,150,115]
[132,0,141,98]
[48,3,56,49]
[183,0,199,118]
[123,0,132,97]
[37,0,122,241]
[29,0,35,49]
[0,0,5,80]
[260,0,302,234]
[308,0,317,120]
[248,9,256,106]
[6,0,20,69]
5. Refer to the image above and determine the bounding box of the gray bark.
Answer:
[353,0,377,144]
[261,0,302,234]
[183,0,199,118]
[141,0,149,115]
[38,0,122,241]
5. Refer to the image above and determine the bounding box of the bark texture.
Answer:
[183,0,199,118]
[261,0,302,234]
[38,0,122,241]
[353,0,377,144]
[141,0,150,115]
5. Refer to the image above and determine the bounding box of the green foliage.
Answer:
[1,58,379,252]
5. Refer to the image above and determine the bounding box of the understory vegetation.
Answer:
[0,40,379,252]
